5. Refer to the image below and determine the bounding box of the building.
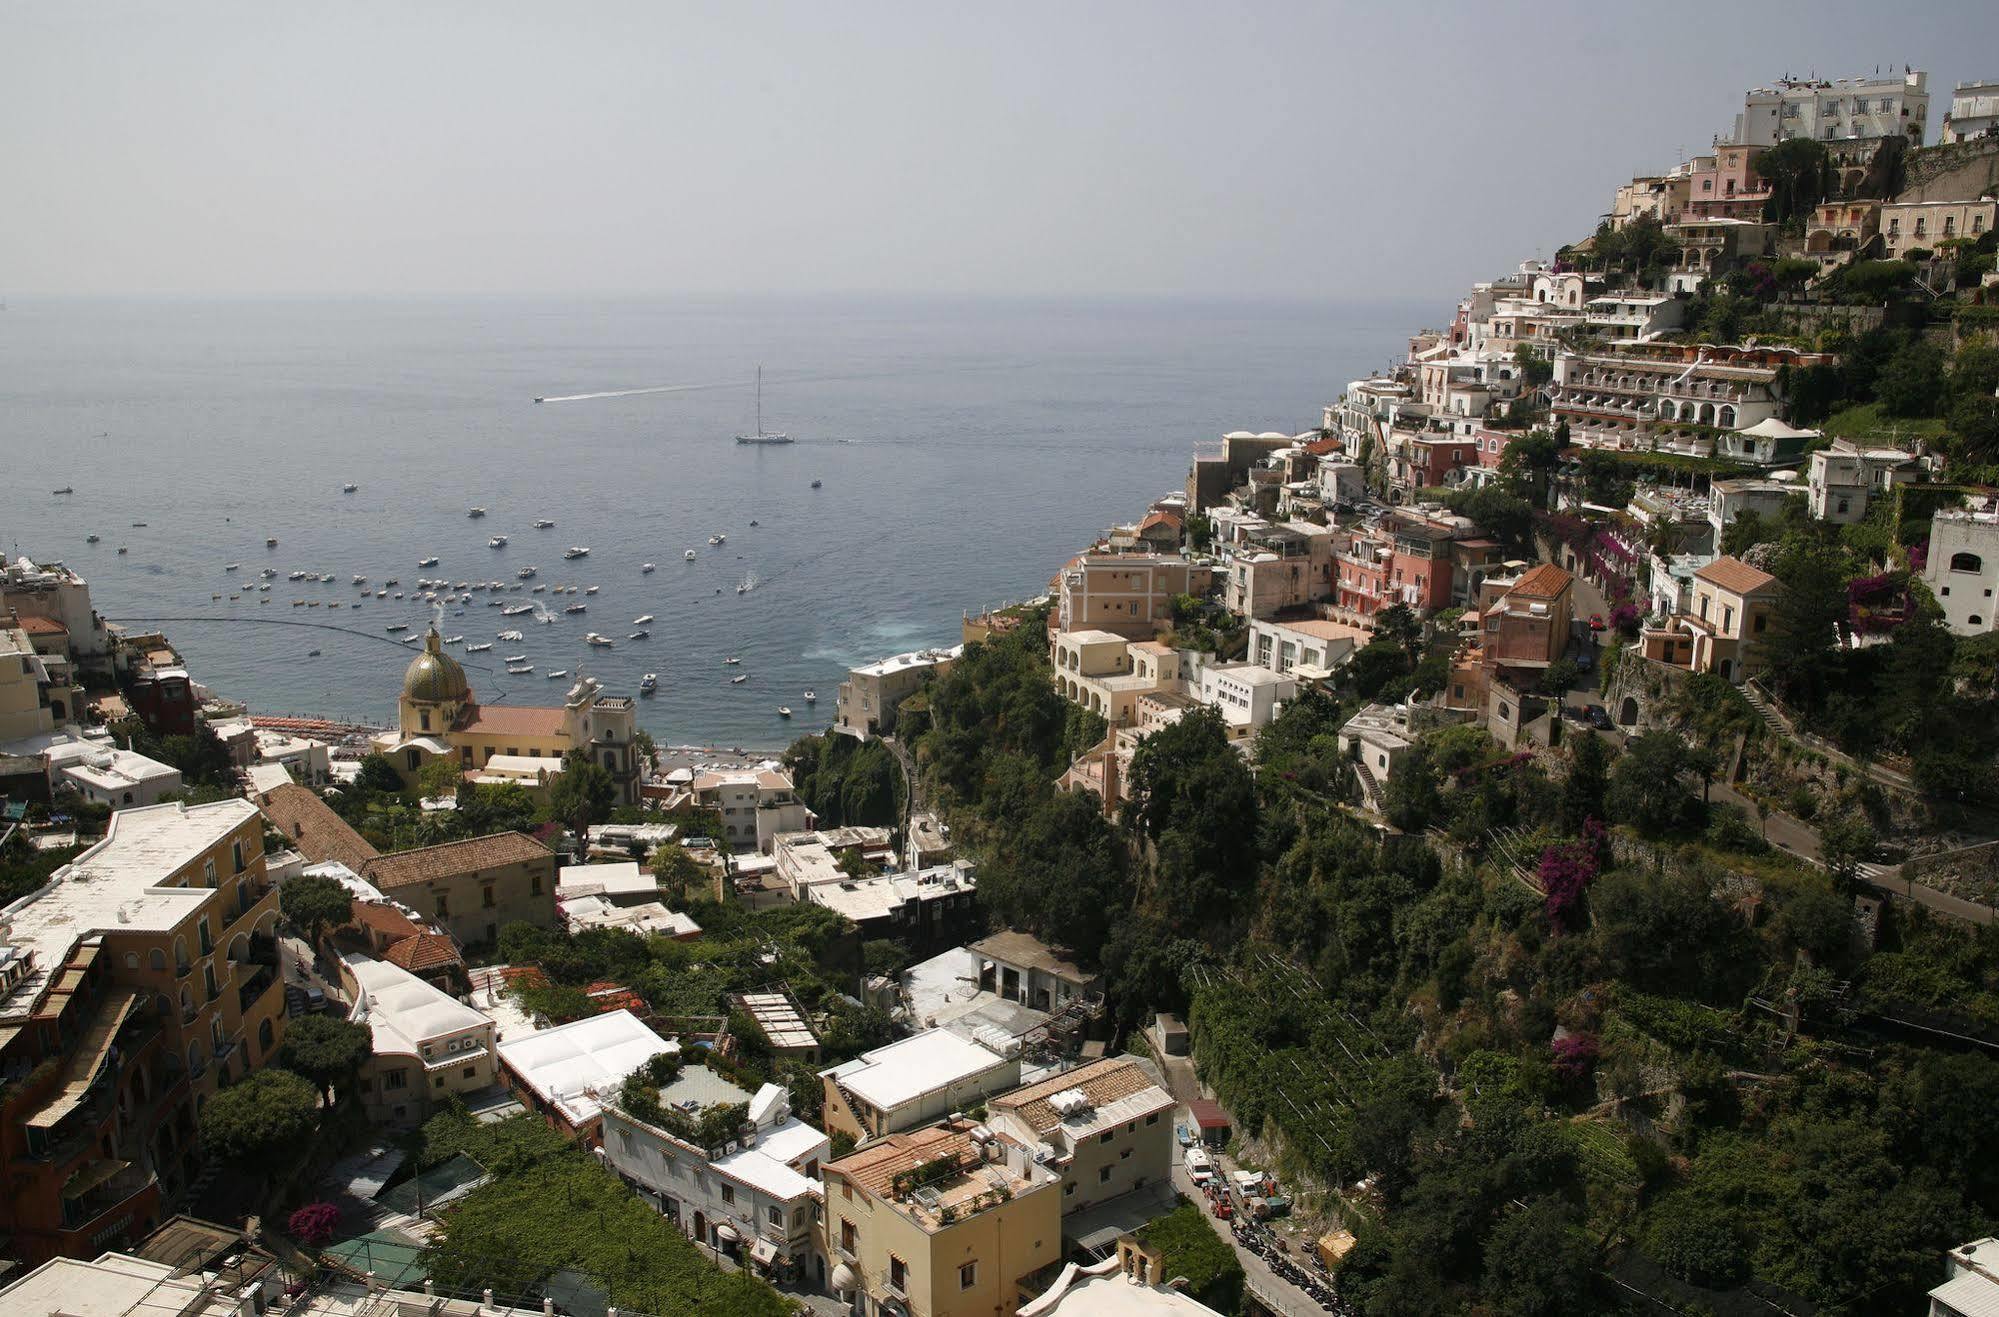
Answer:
[1807,438,1918,524]
[498,1007,673,1144]
[1246,616,1366,681]
[1054,554,1202,641]
[557,860,659,908]
[57,746,182,808]
[372,628,640,804]
[361,831,558,950]
[1881,198,1998,259]
[340,954,497,1128]
[1727,71,1929,150]
[821,1115,1061,1317]
[804,863,981,951]
[605,1072,829,1285]
[1664,218,1776,292]
[1022,1240,1226,1316]
[1447,563,1575,718]
[0,800,286,1263]
[968,931,1103,1014]
[1942,80,1999,143]
[1930,1238,1999,1317]
[836,646,962,741]
[1,553,113,672]
[687,762,814,852]
[1049,631,1181,729]
[984,1056,1175,1219]
[1196,662,1296,736]
[255,781,382,871]
[1219,522,1335,619]
[0,617,78,742]
[1640,556,1783,682]
[1803,199,1882,267]
[1922,500,1999,636]
[1551,342,1826,461]
[820,1029,1022,1144]
[1340,703,1417,816]
[1708,475,1799,547]
[773,826,898,897]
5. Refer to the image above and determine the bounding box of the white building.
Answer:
[1247,616,1367,681]
[58,746,183,808]
[556,860,658,907]
[803,861,979,941]
[1,553,113,671]
[344,954,498,1127]
[1708,475,1799,547]
[497,1007,674,1140]
[1807,438,1917,524]
[771,826,896,897]
[1197,662,1296,735]
[1942,80,1999,143]
[820,1028,1022,1144]
[604,1073,829,1284]
[1929,1237,1999,1317]
[1023,1247,1226,1317]
[1923,500,1999,636]
[1728,71,1929,148]
[563,894,701,939]
[688,762,813,852]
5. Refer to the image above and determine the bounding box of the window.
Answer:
[889,1256,908,1293]
[1915,218,1926,237]
[960,1261,978,1290]
[204,859,216,886]
[406,748,420,772]
[482,884,495,909]
[1950,552,1983,574]
[1099,1130,1114,1144]
[1064,1182,1076,1197]
[840,1219,857,1253]
[384,1069,407,1090]
[721,1183,735,1205]
[463,1065,476,1078]
[530,873,541,896]
[436,893,449,917]
[1099,1166,1113,1184]
[419,710,431,731]
[1146,1112,1160,1125]
[1120,1148,1132,1160]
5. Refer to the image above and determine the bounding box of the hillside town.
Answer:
[7,67,1999,1317]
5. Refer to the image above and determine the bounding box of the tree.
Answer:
[1877,340,1948,418]
[1780,885,1858,967]
[1606,731,1698,836]
[354,753,406,794]
[1754,137,1833,226]
[1817,808,1878,895]
[417,755,464,802]
[1383,744,1442,832]
[280,873,353,951]
[630,727,657,778]
[1767,539,1852,710]
[280,1013,375,1106]
[200,1068,319,1170]
[1184,513,1214,551]
[549,749,617,844]
[1482,1197,1596,1316]
[649,842,706,905]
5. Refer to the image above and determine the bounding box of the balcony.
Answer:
[60,1161,157,1230]
[237,965,278,1013]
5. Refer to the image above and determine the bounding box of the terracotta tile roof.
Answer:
[826,1119,978,1200]
[1694,555,1779,596]
[16,615,68,636]
[351,901,422,941]
[257,783,380,872]
[382,932,462,974]
[987,1057,1168,1135]
[452,703,567,739]
[363,831,553,891]
[1506,563,1573,600]
[1136,511,1183,534]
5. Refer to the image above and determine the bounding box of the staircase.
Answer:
[1740,682,1787,737]
[1351,757,1383,813]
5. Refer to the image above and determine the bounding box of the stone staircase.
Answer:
[1740,682,1788,737]
[1352,757,1383,813]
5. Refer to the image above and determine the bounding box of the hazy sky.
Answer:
[6,1,1997,301]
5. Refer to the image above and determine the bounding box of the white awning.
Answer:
[749,1237,778,1266]
[714,1222,740,1244]
[830,1263,858,1292]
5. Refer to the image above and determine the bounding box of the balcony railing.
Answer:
[237,965,278,1012]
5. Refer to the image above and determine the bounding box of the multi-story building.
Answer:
[822,1115,1061,1317]
[1,553,113,673]
[1333,507,1475,619]
[1922,499,1999,636]
[836,646,962,741]
[804,863,981,952]
[820,1030,1022,1145]
[1610,172,1692,229]
[340,953,497,1128]
[0,800,287,1263]
[1185,431,1294,513]
[772,826,898,897]
[1807,438,1918,524]
[984,1057,1176,1219]
[1247,617,1367,679]
[0,617,78,743]
[1444,564,1574,741]
[1582,292,1685,341]
[1682,142,1771,221]
[1054,554,1203,641]
[1196,662,1296,736]
[685,762,813,852]
[498,1007,674,1145]
[1941,80,1999,143]
[373,629,641,804]
[1708,476,1797,546]
[968,932,1103,1014]
[1550,342,1824,461]
[1219,522,1335,619]
[57,746,182,808]
[1803,199,1882,268]
[1881,198,1998,258]
[1049,631,1180,729]
[1639,556,1783,682]
[1727,71,1930,149]
[360,831,558,951]
[1664,218,1776,293]
[1929,1238,1999,1317]
[605,1068,829,1286]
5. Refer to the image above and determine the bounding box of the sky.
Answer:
[5,1,1997,302]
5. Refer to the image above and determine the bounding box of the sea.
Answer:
[0,295,1425,749]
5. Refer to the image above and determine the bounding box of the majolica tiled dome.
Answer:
[402,629,470,703]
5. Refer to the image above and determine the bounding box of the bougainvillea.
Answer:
[287,1201,341,1246]
[1551,1033,1600,1084]
[1540,818,1606,932]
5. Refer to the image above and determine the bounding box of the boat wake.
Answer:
[534,380,730,404]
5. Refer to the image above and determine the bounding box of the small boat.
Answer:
[810,479,822,489]
[723,656,741,665]
[386,623,409,633]
[564,603,587,614]
[131,521,147,528]
[503,653,527,662]
[547,670,567,679]
[118,547,128,554]
[533,518,555,529]
[375,589,387,597]
[748,519,759,527]
[730,674,749,685]
[261,568,276,577]
[584,585,599,595]
[291,599,303,607]
[708,534,725,546]
[517,566,537,579]
[507,664,533,674]
[498,628,523,641]
[225,563,240,571]
[684,549,697,561]
[639,673,658,694]
[563,546,591,560]
[419,556,439,568]
[777,706,792,718]
[352,574,366,584]
[503,602,533,615]
[586,633,614,647]
[289,571,307,581]
[401,634,421,645]
[466,642,493,652]
[468,507,486,518]
[266,536,278,547]
[52,486,74,495]
[531,584,546,594]
[393,591,404,599]
[384,577,399,586]
[641,562,656,573]
[308,648,321,657]
[342,483,357,493]
[86,534,100,543]
[803,690,817,703]
[489,535,508,548]
[443,635,464,645]
[212,593,222,601]
[632,614,654,626]
[629,629,650,640]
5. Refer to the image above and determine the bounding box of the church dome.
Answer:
[403,629,470,703]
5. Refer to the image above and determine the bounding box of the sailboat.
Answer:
[734,366,793,445]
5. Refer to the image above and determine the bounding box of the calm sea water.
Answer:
[0,295,1421,747]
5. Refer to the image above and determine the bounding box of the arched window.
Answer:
[150,948,166,971]
[1950,552,1983,574]
[258,1019,274,1052]
[1717,405,1736,429]
[1970,616,1985,627]
[125,952,139,970]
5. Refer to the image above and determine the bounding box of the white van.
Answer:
[1183,1146,1216,1185]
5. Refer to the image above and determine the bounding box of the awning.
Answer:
[830,1263,858,1292]
[714,1223,740,1244]
[27,989,141,1130]
[749,1237,778,1266]
[62,1158,130,1199]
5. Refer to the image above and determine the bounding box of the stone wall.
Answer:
[1898,136,1999,203]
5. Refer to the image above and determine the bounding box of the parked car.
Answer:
[1585,705,1614,731]
[1573,649,1593,672]
[1588,613,1607,631]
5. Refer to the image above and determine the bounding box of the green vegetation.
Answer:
[279,1014,376,1106]
[785,732,903,827]
[280,873,354,949]
[201,1069,321,1169]
[1135,1201,1246,1314]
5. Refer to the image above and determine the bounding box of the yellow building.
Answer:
[822,1116,1061,1317]
[373,629,640,805]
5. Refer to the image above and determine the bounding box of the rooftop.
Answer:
[364,831,552,891]
[825,1117,1046,1230]
[556,861,656,900]
[851,646,961,678]
[1505,562,1573,600]
[348,955,488,1058]
[988,1056,1175,1141]
[497,1008,672,1126]
[451,703,567,738]
[969,930,1097,985]
[734,989,819,1051]
[1694,555,1780,596]
[257,783,381,873]
[1021,1258,1224,1317]
[824,1028,1012,1112]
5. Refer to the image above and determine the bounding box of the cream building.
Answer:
[373,628,639,804]
[822,1115,1061,1317]
[984,1057,1176,1220]
[1881,198,1997,258]
[1639,556,1783,682]
[1049,631,1180,729]
[0,618,76,743]
[341,953,498,1128]
[836,647,962,741]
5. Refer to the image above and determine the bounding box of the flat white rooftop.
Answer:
[851,646,961,678]
[348,954,488,1058]
[498,1007,669,1126]
[827,1028,1010,1112]
[556,860,656,900]
[0,1251,244,1317]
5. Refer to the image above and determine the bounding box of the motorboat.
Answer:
[401,634,421,645]
[803,690,817,703]
[489,536,508,548]
[684,549,697,561]
[748,519,758,527]
[266,536,279,546]
[375,589,387,597]
[585,633,614,647]
[352,574,367,584]
[531,584,546,594]
[584,585,599,595]
[507,664,533,674]
[307,648,320,656]
[564,603,587,613]
[517,566,538,579]
[291,599,304,607]
[393,592,404,599]
[52,486,74,495]
[642,562,656,573]
[502,603,533,616]
[117,547,128,554]
[629,629,650,640]
[497,629,523,641]
[342,483,357,493]
[730,674,749,685]
[443,635,464,645]
[468,507,486,518]
[810,479,822,489]
[632,614,654,626]
[86,534,100,543]
[547,670,567,679]
[466,642,492,652]
[533,518,555,529]
[384,578,399,586]
[261,568,277,577]
[225,563,240,572]
[563,546,590,560]
[289,571,307,581]
[639,673,658,694]
[503,653,527,662]
[386,623,408,633]
[708,534,725,546]
[419,556,439,567]
[777,706,792,718]
[723,656,741,665]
